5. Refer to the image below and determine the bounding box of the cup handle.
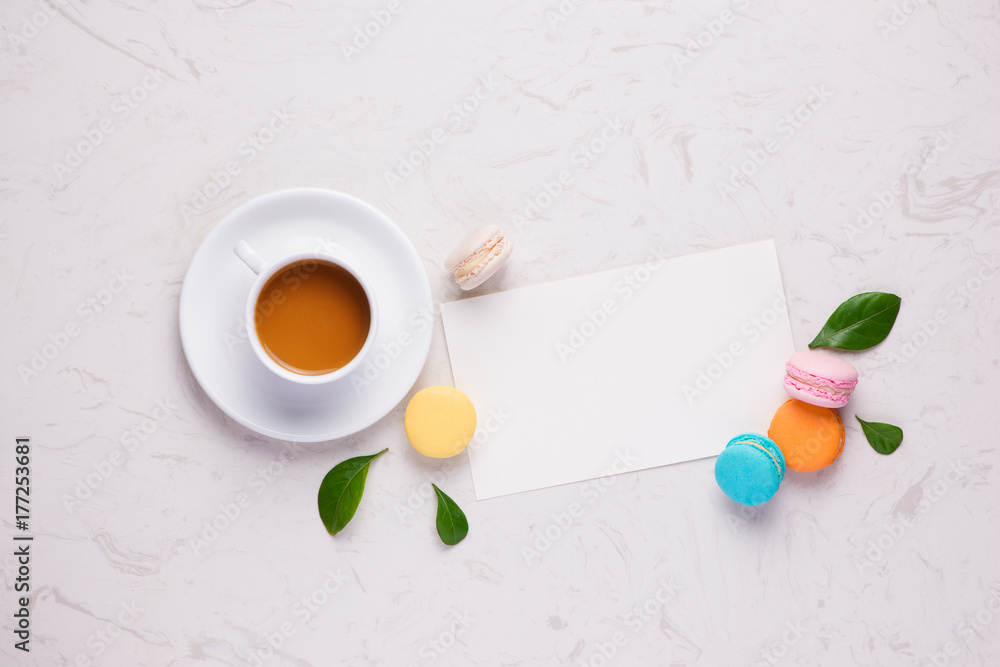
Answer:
[234,240,267,275]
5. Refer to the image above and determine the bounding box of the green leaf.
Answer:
[432,484,469,546]
[856,417,904,455]
[317,448,388,536]
[808,292,901,350]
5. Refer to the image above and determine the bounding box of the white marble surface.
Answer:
[2,0,999,665]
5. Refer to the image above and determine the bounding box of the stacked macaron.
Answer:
[715,349,859,506]
[769,350,856,473]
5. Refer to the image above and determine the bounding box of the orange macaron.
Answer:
[767,399,845,472]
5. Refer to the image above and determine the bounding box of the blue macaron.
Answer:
[714,433,786,506]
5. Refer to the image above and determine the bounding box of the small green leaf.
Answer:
[317,448,388,536]
[808,292,901,350]
[856,417,903,455]
[432,484,468,546]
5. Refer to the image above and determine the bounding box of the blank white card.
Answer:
[440,240,795,500]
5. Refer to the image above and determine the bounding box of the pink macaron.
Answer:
[783,350,858,408]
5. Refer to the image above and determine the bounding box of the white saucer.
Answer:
[179,189,433,442]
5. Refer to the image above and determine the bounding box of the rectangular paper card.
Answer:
[440,240,795,500]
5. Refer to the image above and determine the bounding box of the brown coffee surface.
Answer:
[254,260,371,375]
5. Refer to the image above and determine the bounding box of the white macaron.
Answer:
[444,225,513,291]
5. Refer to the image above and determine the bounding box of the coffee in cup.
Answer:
[234,241,378,385]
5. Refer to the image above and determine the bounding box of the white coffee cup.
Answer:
[234,240,379,385]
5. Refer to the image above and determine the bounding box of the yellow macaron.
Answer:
[404,386,477,458]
